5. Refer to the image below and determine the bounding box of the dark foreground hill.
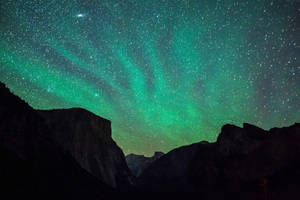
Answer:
[0,81,300,200]
[0,82,133,199]
[137,123,300,200]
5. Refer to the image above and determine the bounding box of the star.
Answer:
[76,13,86,18]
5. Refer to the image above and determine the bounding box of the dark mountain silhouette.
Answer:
[137,123,300,199]
[1,81,300,200]
[0,82,133,199]
[126,152,164,177]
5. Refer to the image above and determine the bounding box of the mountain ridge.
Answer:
[1,81,299,199]
[137,122,300,199]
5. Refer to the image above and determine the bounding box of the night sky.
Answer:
[0,0,299,156]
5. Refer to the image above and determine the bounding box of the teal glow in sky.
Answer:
[0,0,299,156]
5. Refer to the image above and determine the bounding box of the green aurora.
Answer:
[0,0,299,155]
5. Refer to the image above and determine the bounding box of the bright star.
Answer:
[76,13,86,18]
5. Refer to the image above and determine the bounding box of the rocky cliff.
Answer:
[0,82,133,199]
[37,108,134,188]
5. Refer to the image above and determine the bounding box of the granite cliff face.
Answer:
[126,152,164,177]
[0,82,133,198]
[137,123,300,199]
[37,109,134,188]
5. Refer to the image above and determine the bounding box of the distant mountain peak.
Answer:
[126,151,165,177]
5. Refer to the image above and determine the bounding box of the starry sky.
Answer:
[0,0,299,156]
